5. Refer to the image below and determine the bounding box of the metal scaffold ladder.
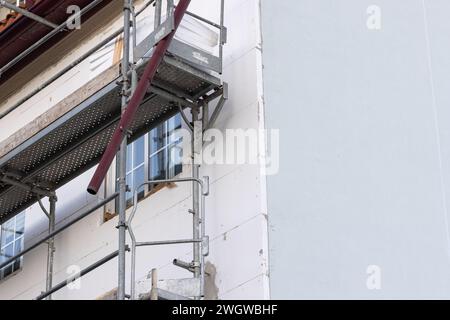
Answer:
[127,176,210,300]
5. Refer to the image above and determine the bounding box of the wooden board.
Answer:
[0,63,120,159]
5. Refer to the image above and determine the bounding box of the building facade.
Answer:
[1,0,450,300]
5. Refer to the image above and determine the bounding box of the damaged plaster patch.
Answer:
[204,261,219,300]
[96,288,117,300]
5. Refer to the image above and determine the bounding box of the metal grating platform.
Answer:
[0,55,222,224]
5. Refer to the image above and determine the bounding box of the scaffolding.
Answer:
[0,0,227,300]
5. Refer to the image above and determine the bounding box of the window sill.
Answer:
[103,180,179,223]
[0,267,23,284]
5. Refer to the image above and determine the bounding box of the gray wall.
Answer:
[262,0,450,299]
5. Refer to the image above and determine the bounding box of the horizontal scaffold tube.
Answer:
[0,193,118,270]
[35,247,128,300]
[87,0,192,195]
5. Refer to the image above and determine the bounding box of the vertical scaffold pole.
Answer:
[117,0,132,301]
[46,195,57,300]
[192,107,201,293]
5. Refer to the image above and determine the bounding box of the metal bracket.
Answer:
[202,176,209,196]
[173,259,197,273]
[202,236,209,256]
[37,195,50,218]
[221,26,228,45]
[148,85,197,109]
[116,221,128,229]
[205,83,228,131]
[0,173,55,198]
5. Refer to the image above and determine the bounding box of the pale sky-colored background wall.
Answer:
[262,0,450,299]
[0,0,269,300]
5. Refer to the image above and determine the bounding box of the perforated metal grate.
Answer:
[0,57,221,224]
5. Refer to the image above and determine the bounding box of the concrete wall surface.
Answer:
[262,0,450,299]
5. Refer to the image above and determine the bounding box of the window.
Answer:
[0,212,25,280]
[126,135,146,203]
[149,114,183,181]
[122,114,183,206]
